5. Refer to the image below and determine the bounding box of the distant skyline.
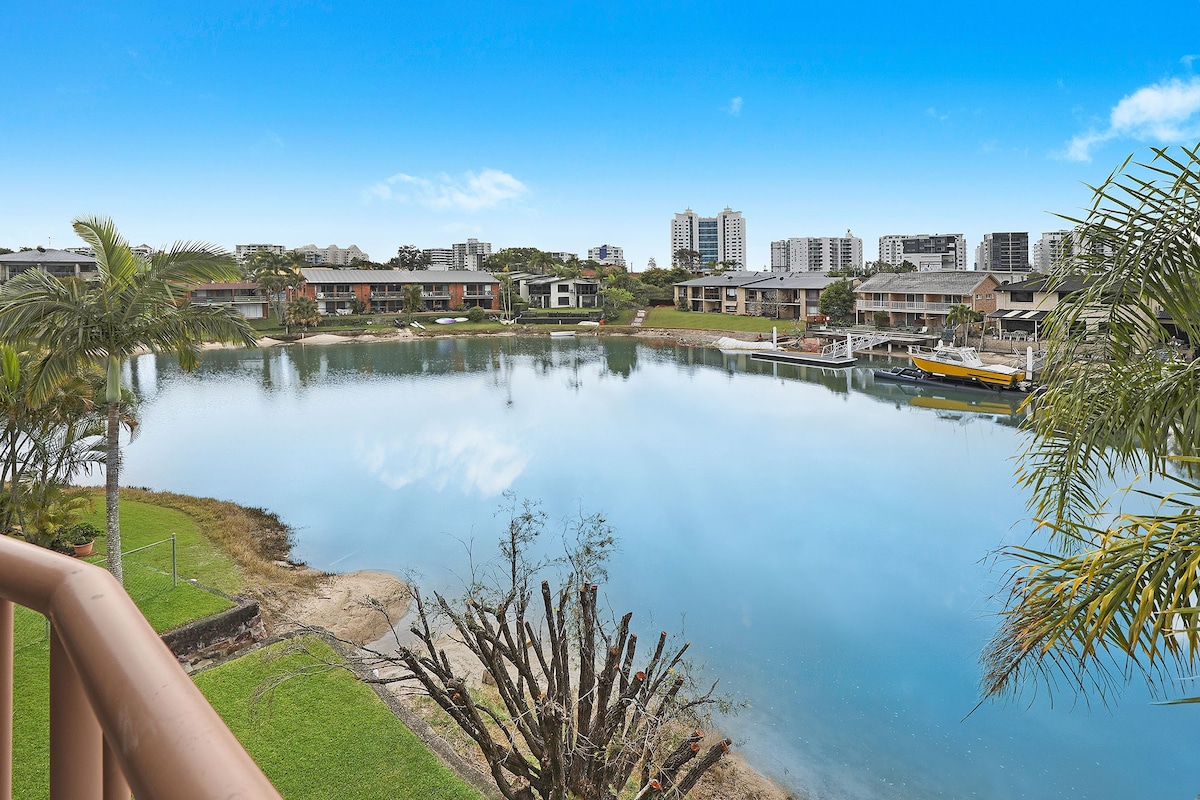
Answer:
[4,1,1200,271]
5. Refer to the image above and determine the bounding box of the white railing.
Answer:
[856,300,954,313]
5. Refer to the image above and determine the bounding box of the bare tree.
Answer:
[309,501,733,800]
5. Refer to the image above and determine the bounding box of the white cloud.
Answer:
[727,96,743,116]
[1062,76,1200,162]
[363,168,529,211]
[357,427,529,498]
[926,107,949,121]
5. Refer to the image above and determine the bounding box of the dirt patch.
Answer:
[278,570,411,645]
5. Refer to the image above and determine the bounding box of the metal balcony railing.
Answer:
[0,536,281,800]
[856,299,953,313]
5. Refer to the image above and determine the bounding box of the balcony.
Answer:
[0,536,280,799]
[463,290,493,298]
[315,291,355,300]
[856,299,953,314]
[420,291,451,299]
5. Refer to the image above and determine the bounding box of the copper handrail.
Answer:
[0,535,281,800]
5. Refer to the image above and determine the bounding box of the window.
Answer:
[1011,291,1034,303]
[557,297,570,306]
[558,284,570,293]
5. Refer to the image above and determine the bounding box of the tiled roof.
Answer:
[674,272,771,288]
[745,274,841,290]
[855,271,994,294]
[0,248,97,264]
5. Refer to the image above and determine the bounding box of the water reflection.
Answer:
[119,338,1182,800]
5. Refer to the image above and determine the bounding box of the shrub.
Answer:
[466,305,486,323]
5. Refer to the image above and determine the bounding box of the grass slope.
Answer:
[194,638,480,800]
[644,308,798,333]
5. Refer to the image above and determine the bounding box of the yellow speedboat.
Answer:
[907,344,1022,389]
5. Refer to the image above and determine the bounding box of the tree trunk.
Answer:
[105,356,123,583]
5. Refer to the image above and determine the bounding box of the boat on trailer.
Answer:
[906,344,1023,389]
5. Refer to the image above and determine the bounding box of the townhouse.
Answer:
[299,268,498,314]
[854,271,1000,329]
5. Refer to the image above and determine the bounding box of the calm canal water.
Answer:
[116,337,1190,799]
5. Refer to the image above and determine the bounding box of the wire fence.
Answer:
[14,536,179,651]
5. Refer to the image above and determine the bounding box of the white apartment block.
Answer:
[878,233,967,271]
[546,251,578,264]
[423,247,455,268]
[588,244,626,267]
[234,243,286,263]
[671,207,746,270]
[770,231,862,273]
[1033,231,1072,272]
[1033,228,1115,271]
[453,238,492,270]
[294,244,369,266]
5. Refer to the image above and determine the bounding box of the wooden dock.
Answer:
[750,349,856,367]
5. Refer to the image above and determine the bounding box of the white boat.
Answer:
[454,317,469,322]
[435,318,458,325]
[550,331,576,338]
[577,320,601,327]
[410,321,426,330]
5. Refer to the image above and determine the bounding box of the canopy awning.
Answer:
[986,309,1049,321]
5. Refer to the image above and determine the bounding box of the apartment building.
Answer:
[0,247,98,282]
[976,232,1030,274]
[452,238,492,270]
[185,282,269,319]
[770,232,862,273]
[299,268,497,314]
[671,207,746,270]
[878,234,967,271]
[588,244,626,267]
[854,271,999,328]
[423,248,455,268]
[509,273,600,308]
[234,243,286,263]
[294,244,369,266]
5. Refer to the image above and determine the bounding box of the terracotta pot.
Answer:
[72,541,94,557]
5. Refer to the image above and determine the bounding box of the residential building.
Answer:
[588,244,626,267]
[854,271,999,328]
[670,207,746,270]
[1032,231,1073,273]
[299,268,497,314]
[742,273,841,319]
[975,232,1030,274]
[294,244,369,266]
[453,238,492,270]
[0,247,98,282]
[878,234,968,271]
[422,247,455,268]
[1032,228,1116,272]
[672,272,784,315]
[185,282,269,319]
[545,251,578,264]
[509,272,600,309]
[770,232,862,273]
[130,244,156,259]
[987,275,1096,340]
[234,243,286,263]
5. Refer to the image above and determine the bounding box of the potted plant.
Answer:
[59,522,102,557]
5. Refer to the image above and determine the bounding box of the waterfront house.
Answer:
[0,247,98,282]
[299,268,498,314]
[185,282,270,319]
[854,271,999,329]
[673,273,773,314]
[742,273,840,320]
[509,272,601,308]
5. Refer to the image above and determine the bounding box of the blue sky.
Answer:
[4,1,1200,270]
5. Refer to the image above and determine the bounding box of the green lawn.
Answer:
[194,637,480,800]
[643,307,801,333]
[14,496,239,797]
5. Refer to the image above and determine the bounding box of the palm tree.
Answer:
[945,303,978,345]
[0,216,256,582]
[285,295,322,335]
[982,143,1200,705]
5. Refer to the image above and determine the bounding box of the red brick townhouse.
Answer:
[299,268,499,314]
